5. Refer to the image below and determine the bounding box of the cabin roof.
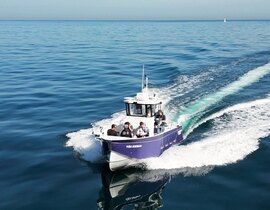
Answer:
[124,91,162,105]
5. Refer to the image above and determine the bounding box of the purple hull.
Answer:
[102,126,183,160]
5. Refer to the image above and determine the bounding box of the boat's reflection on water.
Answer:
[97,167,170,210]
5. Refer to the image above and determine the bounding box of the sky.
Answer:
[0,0,270,20]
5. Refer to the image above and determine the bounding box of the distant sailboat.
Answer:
[224,18,227,23]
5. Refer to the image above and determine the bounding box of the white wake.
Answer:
[144,98,270,171]
[66,112,126,162]
[175,62,270,133]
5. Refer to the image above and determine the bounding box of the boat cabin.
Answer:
[124,90,162,137]
[102,66,165,139]
[125,95,161,117]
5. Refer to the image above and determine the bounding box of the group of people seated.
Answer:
[107,121,149,138]
[107,110,167,138]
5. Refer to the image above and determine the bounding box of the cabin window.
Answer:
[154,104,161,113]
[126,103,146,117]
[126,103,161,117]
[147,104,161,117]
[146,105,152,117]
[129,103,145,116]
[125,103,130,115]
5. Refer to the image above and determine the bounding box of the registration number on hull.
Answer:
[126,145,142,148]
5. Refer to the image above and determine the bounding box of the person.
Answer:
[107,124,118,136]
[154,110,167,133]
[136,122,149,138]
[120,122,133,138]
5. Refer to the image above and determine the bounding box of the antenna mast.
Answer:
[141,64,145,91]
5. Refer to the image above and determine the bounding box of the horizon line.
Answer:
[0,19,270,22]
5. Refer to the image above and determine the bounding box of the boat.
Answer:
[96,66,184,171]
[97,167,170,210]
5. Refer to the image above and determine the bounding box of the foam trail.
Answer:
[153,71,215,120]
[186,98,270,137]
[144,98,270,172]
[66,111,127,162]
[175,62,270,134]
[66,129,103,162]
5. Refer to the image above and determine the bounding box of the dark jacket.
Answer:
[120,128,132,138]
[107,129,118,136]
[155,114,166,125]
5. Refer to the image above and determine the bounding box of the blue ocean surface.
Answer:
[0,20,270,210]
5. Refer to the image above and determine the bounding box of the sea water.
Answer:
[0,20,270,210]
